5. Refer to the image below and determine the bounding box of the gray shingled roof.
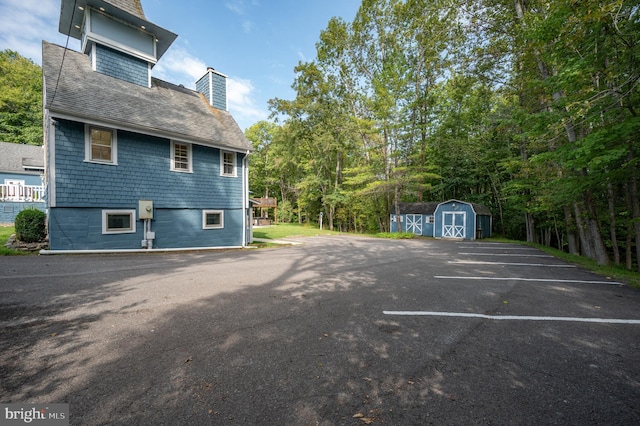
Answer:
[103,0,146,20]
[396,200,491,216]
[396,202,438,215]
[0,142,44,174]
[42,42,251,153]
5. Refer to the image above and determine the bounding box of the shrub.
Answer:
[15,208,47,243]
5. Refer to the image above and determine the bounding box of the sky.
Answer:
[0,0,361,131]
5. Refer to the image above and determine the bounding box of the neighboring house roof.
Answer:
[42,42,251,153]
[0,142,44,174]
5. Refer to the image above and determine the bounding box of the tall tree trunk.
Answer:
[563,205,579,254]
[574,202,593,259]
[606,181,620,265]
[525,212,536,243]
[629,154,640,272]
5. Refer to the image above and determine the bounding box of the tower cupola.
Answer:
[57,0,177,87]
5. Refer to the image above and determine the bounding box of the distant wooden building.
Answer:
[252,197,277,225]
[391,199,491,240]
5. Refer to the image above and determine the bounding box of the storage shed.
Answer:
[391,199,491,240]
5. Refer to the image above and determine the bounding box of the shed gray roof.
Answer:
[0,142,44,174]
[395,200,492,216]
[42,41,251,153]
[396,202,438,215]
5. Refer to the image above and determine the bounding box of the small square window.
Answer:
[102,210,136,234]
[86,125,117,164]
[221,151,236,177]
[171,141,192,172]
[203,210,224,229]
[428,215,435,224]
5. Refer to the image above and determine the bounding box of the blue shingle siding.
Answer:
[95,45,148,87]
[0,172,43,186]
[48,207,244,250]
[0,202,45,224]
[195,70,227,110]
[195,74,210,104]
[50,119,246,250]
[53,119,243,208]
[211,72,226,110]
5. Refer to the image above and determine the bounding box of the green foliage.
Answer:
[14,208,46,243]
[255,0,640,269]
[0,226,28,255]
[0,50,43,145]
[252,223,341,240]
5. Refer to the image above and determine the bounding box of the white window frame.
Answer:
[85,125,117,165]
[171,141,192,172]
[427,215,435,224]
[202,210,224,229]
[220,150,236,177]
[102,209,136,234]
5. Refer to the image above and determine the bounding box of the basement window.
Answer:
[202,210,224,229]
[102,210,136,234]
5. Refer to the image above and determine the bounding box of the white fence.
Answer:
[0,183,45,202]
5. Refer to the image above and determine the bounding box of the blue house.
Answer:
[391,200,491,240]
[0,142,45,224]
[42,0,252,252]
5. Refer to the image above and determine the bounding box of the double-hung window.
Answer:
[86,125,117,164]
[221,151,236,177]
[171,141,192,172]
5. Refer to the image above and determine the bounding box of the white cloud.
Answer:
[225,0,246,15]
[242,20,254,33]
[0,0,71,63]
[227,77,269,130]
[154,45,267,130]
[153,46,207,87]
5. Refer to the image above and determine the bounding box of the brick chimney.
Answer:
[195,67,228,111]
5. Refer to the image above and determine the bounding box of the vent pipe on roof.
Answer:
[195,67,228,111]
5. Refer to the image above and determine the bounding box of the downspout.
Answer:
[242,150,250,247]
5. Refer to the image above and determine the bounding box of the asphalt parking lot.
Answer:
[1,236,639,425]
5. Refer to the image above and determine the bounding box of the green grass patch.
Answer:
[530,243,640,288]
[0,226,28,256]
[374,232,416,239]
[253,223,342,240]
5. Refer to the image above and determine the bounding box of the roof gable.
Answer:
[436,199,492,216]
[42,42,251,152]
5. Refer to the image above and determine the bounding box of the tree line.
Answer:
[247,0,640,270]
[0,49,42,146]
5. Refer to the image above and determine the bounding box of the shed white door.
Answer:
[442,212,465,238]
[406,214,422,235]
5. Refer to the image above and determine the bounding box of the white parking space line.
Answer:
[382,311,640,324]
[458,252,553,257]
[433,276,624,285]
[458,246,535,250]
[448,260,576,267]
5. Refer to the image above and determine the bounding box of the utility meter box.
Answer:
[139,200,154,219]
